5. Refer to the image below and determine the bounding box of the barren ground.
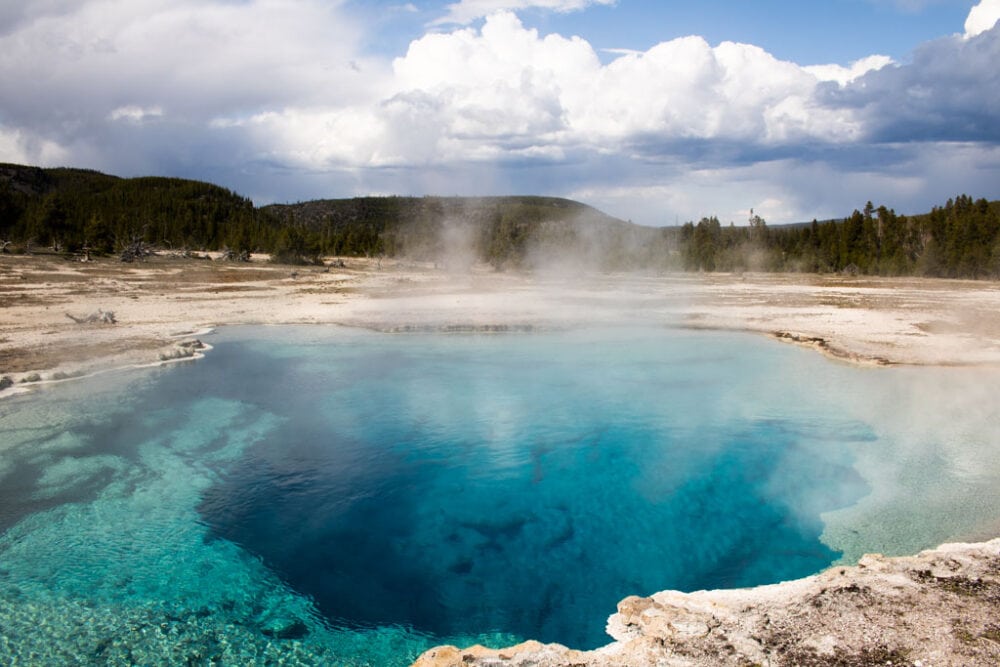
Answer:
[4,252,1000,389]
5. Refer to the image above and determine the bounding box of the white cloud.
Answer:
[0,0,378,135]
[600,47,642,57]
[804,55,894,86]
[568,163,820,227]
[0,0,397,184]
[229,107,391,168]
[566,141,1000,226]
[432,0,615,26]
[389,13,865,158]
[0,0,997,225]
[109,105,164,123]
[391,12,595,151]
[964,0,1000,38]
[0,125,71,167]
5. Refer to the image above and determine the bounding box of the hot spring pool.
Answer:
[1,326,999,665]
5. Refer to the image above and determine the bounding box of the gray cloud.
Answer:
[826,25,1000,143]
[0,0,82,37]
[0,1,376,159]
[0,0,998,225]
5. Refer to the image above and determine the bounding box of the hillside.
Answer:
[2,163,999,277]
[0,163,265,256]
[0,164,669,269]
[262,195,671,269]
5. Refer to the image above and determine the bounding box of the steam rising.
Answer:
[822,365,1000,562]
[383,196,679,275]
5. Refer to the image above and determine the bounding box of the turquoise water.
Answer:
[1,326,999,665]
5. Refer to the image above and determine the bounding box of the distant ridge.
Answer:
[1,163,998,277]
[0,162,261,256]
[261,195,666,268]
[0,163,119,197]
[0,164,668,269]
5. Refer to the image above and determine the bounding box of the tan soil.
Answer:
[3,253,1000,387]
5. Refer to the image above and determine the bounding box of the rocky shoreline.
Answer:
[415,538,1000,667]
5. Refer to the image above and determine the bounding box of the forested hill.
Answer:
[2,163,999,277]
[260,196,666,269]
[0,164,666,270]
[0,163,263,255]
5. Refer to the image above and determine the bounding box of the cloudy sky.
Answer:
[1,0,999,225]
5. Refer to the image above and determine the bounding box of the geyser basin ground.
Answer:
[1,326,999,665]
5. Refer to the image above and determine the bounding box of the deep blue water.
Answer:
[6,324,975,665]
[193,328,871,648]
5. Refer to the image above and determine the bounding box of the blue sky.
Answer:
[1,0,999,225]
[353,0,973,65]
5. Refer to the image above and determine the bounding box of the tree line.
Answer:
[0,164,268,256]
[2,163,998,277]
[679,196,1000,278]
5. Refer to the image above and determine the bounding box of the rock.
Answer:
[411,640,585,667]
[159,340,204,361]
[416,538,1000,667]
[258,616,308,640]
[0,376,13,391]
[20,373,42,383]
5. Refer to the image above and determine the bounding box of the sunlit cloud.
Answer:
[964,0,1000,37]
[804,55,894,86]
[0,125,71,167]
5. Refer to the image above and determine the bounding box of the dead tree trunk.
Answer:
[65,309,117,324]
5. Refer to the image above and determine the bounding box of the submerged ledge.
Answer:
[0,336,212,399]
[414,537,1000,666]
